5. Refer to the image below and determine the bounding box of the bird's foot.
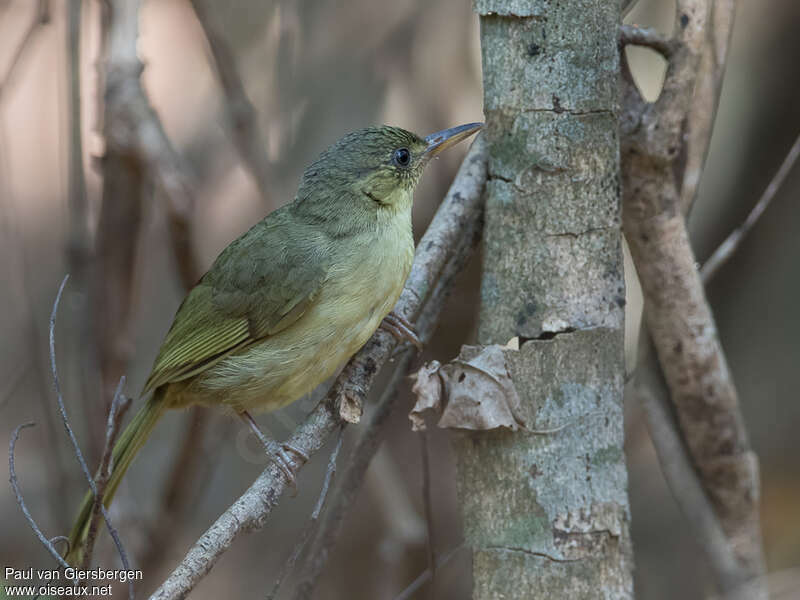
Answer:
[238,411,304,493]
[380,311,423,351]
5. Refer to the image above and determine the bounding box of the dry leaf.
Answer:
[409,346,525,431]
[408,360,442,431]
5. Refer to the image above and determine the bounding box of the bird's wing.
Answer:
[142,209,329,394]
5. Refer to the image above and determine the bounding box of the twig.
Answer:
[148,135,487,600]
[679,0,737,215]
[392,544,464,600]
[292,350,416,600]
[619,24,676,57]
[0,0,49,99]
[266,428,345,600]
[50,536,72,554]
[9,422,72,571]
[49,275,134,598]
[81,377,132,570]
[701,130,800,282]
[189,0,272,202]
[633,332,744,587]
[419,430,436,598]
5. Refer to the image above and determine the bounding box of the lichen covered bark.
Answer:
[457,1,632,597]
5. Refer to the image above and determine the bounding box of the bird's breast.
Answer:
[194,214,415,413]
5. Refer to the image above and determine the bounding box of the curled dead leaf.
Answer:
[409,360,443,431]
[409,345,525,431]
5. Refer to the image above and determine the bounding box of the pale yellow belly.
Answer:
[167,231,414,413]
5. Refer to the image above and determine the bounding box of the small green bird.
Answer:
[65,122,481,564]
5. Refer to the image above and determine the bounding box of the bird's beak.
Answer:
[423,122,483,159]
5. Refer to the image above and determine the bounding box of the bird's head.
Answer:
[294,123,482,230]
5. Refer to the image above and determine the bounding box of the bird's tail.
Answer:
[65,388,168,565]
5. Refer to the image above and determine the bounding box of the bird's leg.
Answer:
[238,410,308,490]
[380,311,423,351]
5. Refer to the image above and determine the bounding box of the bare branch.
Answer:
[81,377,132,570]
[9,422,72,571]
[189,0,273,202]
[266,428,344,600]
[148,136,487,600]
[393,544,464,600]
[633,333,744,587]
[701,130,800,281]
[680,0,737,214]
[619,24,676,57]
[621,0,765,590]
[49,275,134,597]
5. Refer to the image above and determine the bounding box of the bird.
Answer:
[65,122,482,565]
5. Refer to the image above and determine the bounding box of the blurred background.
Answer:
[0,0,798,598]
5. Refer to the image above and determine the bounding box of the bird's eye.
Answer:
[392,148,411,168]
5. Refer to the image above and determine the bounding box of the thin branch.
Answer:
[701,130,800,281]
[148,135,488,600]
[633,333,744,587]
[189,0,272,202]
[393,544,464,600]
[266,428,345,600]
[0,0,49,100]
[81,377,132,570]
[9,422,72,571]
[619,24,676,57]
[680,0,737,214]
[49,275,134,598]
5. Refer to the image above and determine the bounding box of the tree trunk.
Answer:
[454,1,633,597]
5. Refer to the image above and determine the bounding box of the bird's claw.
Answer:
[239,410,304,494]
[380,311,423,351]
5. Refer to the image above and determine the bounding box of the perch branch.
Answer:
[148,136,487,600]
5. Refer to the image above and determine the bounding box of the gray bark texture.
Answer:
[457,1,633,598]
